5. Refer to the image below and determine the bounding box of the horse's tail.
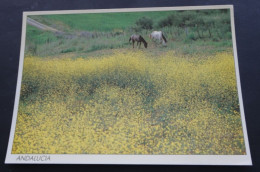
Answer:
[162,33,167,43]
[129,37,132,42]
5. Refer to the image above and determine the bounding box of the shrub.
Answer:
[60,47,76,53]
[135,16,153,30]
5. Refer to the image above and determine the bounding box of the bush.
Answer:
[157,13,183,28]
[187,33,196,40]
[135,17,153,30]
[158,16,173,28]
[61,47,76,53]
[130,25,143,33]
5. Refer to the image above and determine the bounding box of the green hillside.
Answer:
[30,11,174,32]
[26,9,232,57]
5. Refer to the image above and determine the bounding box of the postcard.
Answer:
[5,5,252,165]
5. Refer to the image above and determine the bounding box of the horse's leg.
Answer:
[132,41,135,48]
[154,39,157,47]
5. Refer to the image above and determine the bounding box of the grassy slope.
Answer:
[26,10,233,57]
[30,11,174,32]
[25,24,233,58]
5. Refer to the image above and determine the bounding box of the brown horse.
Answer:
[129,34,147,48]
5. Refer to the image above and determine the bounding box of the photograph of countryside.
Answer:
[12,8,246,155]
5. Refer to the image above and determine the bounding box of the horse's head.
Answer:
[144,42,148,48]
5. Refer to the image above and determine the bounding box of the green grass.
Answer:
[26,25,58,45]
[25,26,232,58]
[26,10,233,57]
[30,11,174,32]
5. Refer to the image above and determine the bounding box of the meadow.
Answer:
[12,9,246,155]
[12,50,245,154]
[26,9,232,57]
[30,11,174,32]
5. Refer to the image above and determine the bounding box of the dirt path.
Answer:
[27,17,64,34]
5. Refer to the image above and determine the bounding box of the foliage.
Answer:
[30,11,171,32]
[13,51,245,154]
[157,9,231,40]
[134,16,153,30]
[25,9,232,57]
[14,10,244,155]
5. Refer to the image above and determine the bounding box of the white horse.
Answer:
[149,31,167,46]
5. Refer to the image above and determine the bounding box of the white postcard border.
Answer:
[5,5,252,165]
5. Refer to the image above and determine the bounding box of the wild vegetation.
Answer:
[26,9,232,57]
[12,9,246,155]
[13,51,245,154]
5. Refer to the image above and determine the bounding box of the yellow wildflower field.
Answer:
[12,50,245,154]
